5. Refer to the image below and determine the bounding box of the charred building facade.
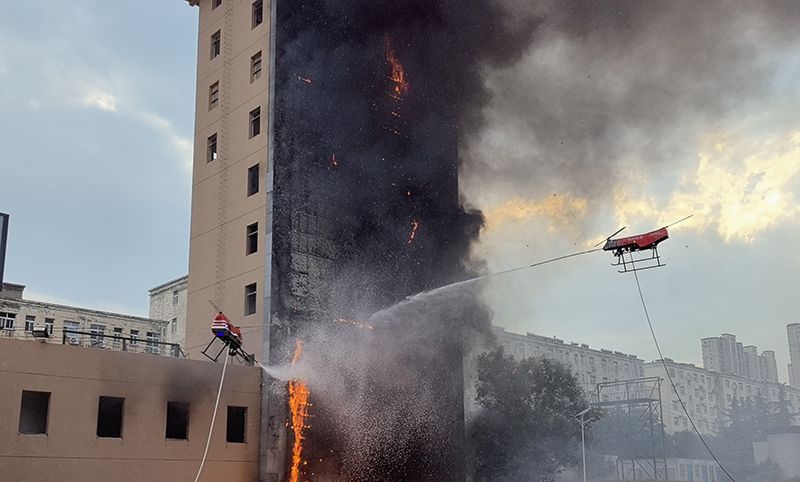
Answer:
[183,1,535,480]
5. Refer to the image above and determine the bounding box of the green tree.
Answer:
[468,347,588,481]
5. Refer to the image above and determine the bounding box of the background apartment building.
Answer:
[184,0,269,360]
[149,275,189,349]
[0,282,175,356]
[493,326,645,395]
[701,333,778,383]
[789,323,800,388]
[646,359,800,436]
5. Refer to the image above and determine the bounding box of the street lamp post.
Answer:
[575,408,594,482]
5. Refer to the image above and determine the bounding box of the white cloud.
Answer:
[82,90,118,112]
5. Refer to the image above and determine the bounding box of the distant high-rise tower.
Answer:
[701,333,777,383]
[789,323,800,388]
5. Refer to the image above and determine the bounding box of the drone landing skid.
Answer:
[201,336,255,365]
[611,247,665,273]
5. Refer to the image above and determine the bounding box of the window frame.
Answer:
[210,30,221,60]
[252,0,263,28]
[249,107,261,138]
[207,133,218,162]
[19,390,50,435]
[247,164,260,196]
[244,283,257,316]
[246,222,258,255]
[209,82,220,111]
[250,51,262,82]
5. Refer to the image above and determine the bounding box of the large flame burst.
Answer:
[288,340,310,482]
[385,36,409,96]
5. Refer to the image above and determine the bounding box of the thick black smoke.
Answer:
[269,0,541,480]
[463,1,800,214]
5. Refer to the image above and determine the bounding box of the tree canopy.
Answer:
[468,347,588,481]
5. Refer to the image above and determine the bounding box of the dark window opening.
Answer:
[244,283,257,316]
[19,390,50,434]
[44,318,54,335]
[97,396,124,438]
[166,402,189,440]
[252,0,263,28]
[210,30,221,59]
[246,223,258,255]
[226,406,247,443]
[247,164,259,196]
[207,133,218,162]
[212,0,222,9]
[25,315,35,332]
[249,107,261,138]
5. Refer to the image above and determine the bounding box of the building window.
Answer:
[1,311,16,330]
[212,0,222,9]
[24,315,35,332]
[246,223,258,255]
[97,396,124,438]
[171,318,178,335]
[244,283,257,316]
[226,406,247,443]
[247,164,259,196]
[166,402,189,440]
[113,327,123,348]
[90,324,105,347]
[249,107,261,138]
[252,0,263,28]
[210,30,221,60]
[207,133,218,162]
[209,82,220,110]
[44,318,54,335]
[251,51,262,82]
[19,390,50,435]
[130,329,139,346]
[146,332,161,354]
[173,289,180,305]
[64,320,80,344]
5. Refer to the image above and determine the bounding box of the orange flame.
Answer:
[297,75,312,84]
[385,37,409,96]
[288,340,310,482]
[330,153,338,167]
[407,219,419,244]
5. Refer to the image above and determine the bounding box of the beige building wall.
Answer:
[1,283,171,354]
[149,275,189,347]
[0,338,261,482]
[185,0,270,360]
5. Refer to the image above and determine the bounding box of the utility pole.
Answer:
[575,408,594,482]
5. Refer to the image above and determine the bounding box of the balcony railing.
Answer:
[61,330,184,358]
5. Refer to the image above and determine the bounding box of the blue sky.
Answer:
[1,2,798,380]
[0,1,197,314]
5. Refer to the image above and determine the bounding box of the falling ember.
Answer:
[297,75,313,84]
[330,153,338,167]
[407,219,420,244]
[406,190,412,197]
[385,37,409,96]
[288,340,310,482]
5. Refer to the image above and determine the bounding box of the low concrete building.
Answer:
[149,275,189,348]
[0,337,261,481]
[646,359,800,436]
[753,431,800,480]
[493,326,645,395]
[1,282,175,356]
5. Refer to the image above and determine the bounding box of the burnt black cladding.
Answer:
[272,0,535,323]
[269,1,537,480]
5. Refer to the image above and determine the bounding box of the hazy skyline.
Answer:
[1,2,798,379]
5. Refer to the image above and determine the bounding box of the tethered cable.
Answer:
[194,350,230,482]
[631,266,735,481]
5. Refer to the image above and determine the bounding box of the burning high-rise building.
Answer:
[182,0,536,479]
